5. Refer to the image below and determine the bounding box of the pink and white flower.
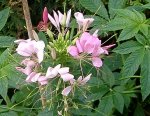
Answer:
[15,39,45,63]
[74,12,94,32]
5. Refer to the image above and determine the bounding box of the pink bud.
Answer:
[43,7,48,24]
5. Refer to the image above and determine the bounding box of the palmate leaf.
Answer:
[113,40,143,54]
[0,8,10,31]
[140,49,150,100]
[79,0,109,20]
[122,48,145,79]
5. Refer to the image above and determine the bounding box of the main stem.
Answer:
[22,0,34,39]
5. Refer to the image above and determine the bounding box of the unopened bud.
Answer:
[51,48,56,60]
[65,30,70,40]
[47,29,54,41]
[32,30,39,41]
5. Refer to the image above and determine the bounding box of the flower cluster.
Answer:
[15,7,114,98]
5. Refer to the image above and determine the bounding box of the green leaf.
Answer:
[143,3,150,9]
[108,0,127,19]
[104,53,122,71]
[139,24,149,37]
[133,104,145,116]
[135,34,147,45]
[0,36,15,48]
[98,95,114,115]
[0,111,18,116]
[122,49,145,79]
[140,49,150,100]
[0,8,10,31]
[38,32,48,45]
[113,40,143,54]
[79,0,109,20]
[101,64,115,87]
[0,49,10,68]
[86,85,109,101]
[117,24,140,41]
[114,9,145,23]
[104,17,132,31]
[0,76,8,100]
[113,92,124,113]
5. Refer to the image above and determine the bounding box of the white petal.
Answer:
[58,67,69,75]
[66,9,71,27]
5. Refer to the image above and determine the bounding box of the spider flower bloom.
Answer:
[74,12,94,32]
[68,32,104,67]
[15,39,45,63]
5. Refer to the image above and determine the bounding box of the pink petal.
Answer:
[16,66,32,75]
[58,67,69,75]
[70,79,76,85]
[102,44,115,55]
[76,39,83,53]
[77,76,83,83]
[80,74,92,85]
[67,46,79,57]
[62,86,72,96]
[38,76,48,85]
[31,73,41,82]
[21,58,35,67]
[35,41,45,63]
[60,73,74,82]
[26,72,37,82]
[53,11,60,30]
[58,10,63,24]
[48,14,58,29]
[91,57,103,67]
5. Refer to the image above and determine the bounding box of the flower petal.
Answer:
[67,46,79,57]
[62,86,72,96]
[91,57,103,67]
[60,73,74,82]
[66,9,71,27]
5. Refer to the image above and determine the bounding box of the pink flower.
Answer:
[74,12,94,31]
[68,32,104,67]
[102,44,115,54]
[15,39,45,63]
